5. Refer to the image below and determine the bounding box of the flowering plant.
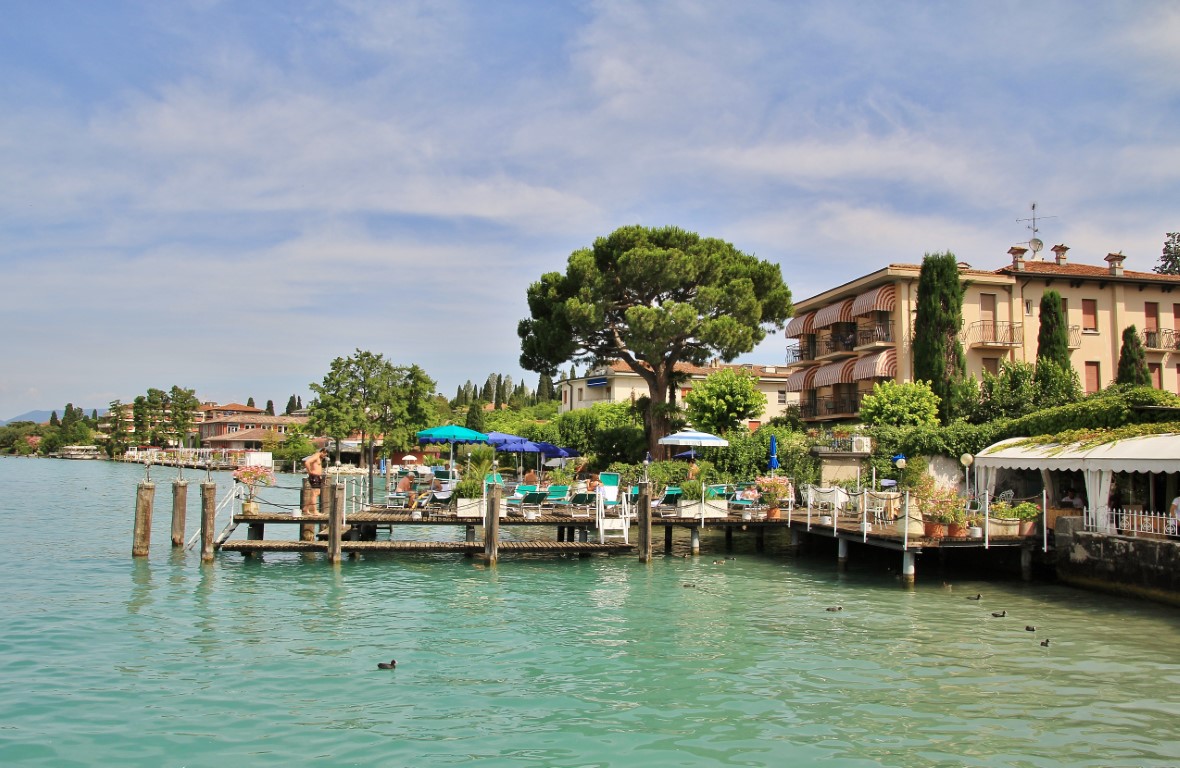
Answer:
[755,475,794,507]
[233,464,275,500]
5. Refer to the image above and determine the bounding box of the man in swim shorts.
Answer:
[302,448,329,515]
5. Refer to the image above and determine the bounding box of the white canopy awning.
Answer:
[974,434,1180,475]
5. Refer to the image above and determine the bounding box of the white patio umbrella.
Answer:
[658,429,729,448]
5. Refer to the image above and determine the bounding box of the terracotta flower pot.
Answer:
[947,523,967,538]
[923,520,947,538]
[242,500,259,515]
[766,507,781,520]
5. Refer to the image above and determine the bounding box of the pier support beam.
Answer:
[170,480,187,548]
[200,482,216,563]
[664,525,673,554]
[837,537,848,571]
[788,527,803,554]
[132,481,156,557]
[327,482,344,564]
[246,520,264,558]
[690,526,700,556]
[637,482,652,563]
[725,526,733,550]
[465,525,476,558]
[756,527,765,553]
[1021,546,1033,582]
[299,478,315,542]
[483,485,501,564]
[900,550,916,587]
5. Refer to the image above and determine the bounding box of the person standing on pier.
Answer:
[302,448,329,516]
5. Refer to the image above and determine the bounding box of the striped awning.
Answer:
[853,348,898,380]
[784,310,815,338]
[812,358,857,388]
[851,284,896,317]
[813,298,854,328]
[784,366,818,392]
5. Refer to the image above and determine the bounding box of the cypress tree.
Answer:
[297,396,303,410]
[912,251,967,424]
[1036,289,1071,368]
[537,374,554,401]
[265,399,275,416]
[465,402,486,432]
[49,411,60,427]
[247,397,255,408]
[285,395,297,415]
[1116,325,1152,386]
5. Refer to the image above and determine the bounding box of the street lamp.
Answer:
[643,451,651,482]
[960,453,974,497]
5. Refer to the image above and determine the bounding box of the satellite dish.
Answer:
[1029,237,1043,253]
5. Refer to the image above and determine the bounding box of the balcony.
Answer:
[809,396,859,420]
[784,341,819,366]
[1068,325,1082,349]
[961,320,1023,348]
[816,331,858,361]
[856,321,894,349]
[1139,328,1177,352]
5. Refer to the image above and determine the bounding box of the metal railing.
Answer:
[856,321,894,346]
[784,343,817,364]
[1140,328,1177,350]
[1085,506,1180,539]
[819,331,857,355]
[960,320,1023,346]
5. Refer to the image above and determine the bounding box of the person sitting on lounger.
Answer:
[523,468,538,486]
[396,472,417,508]
[736,487,760,502]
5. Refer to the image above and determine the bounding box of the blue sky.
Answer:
[2,0,1177,419]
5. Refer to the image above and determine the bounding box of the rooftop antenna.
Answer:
[1017,201,1056,259]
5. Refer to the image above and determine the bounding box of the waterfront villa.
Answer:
[785,246,1180,422]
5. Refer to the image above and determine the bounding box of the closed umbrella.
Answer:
[768,435,780,472]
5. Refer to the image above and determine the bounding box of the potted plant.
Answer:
[755,475,794,520]
[1012,501,1041,536]
[233,464,275,514]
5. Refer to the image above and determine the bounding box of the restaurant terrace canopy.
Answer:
[973,433,1180,530]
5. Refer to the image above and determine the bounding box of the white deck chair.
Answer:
[596,472,629,543]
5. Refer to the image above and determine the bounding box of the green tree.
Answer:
[976,361,1037,421]
[285,395,298,415]
[1036,289,1071,369]
[466,402,486,432]
[1116,325,1151,386]
[858,380,940,427]
[912,251,967,424]
[167,386,200,447]
[1154,232,1180,275]
[1034,359,1082,405]
[49,411,60,427]
[106,399,130,457]
[518,224,792,455]
[536,374,555,402]
[683,368,765,437]
[265,399,275,416]
[247,397,255,408]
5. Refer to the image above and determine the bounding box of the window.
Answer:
[577,387,583,402]
[982,358,1000,376]
[1085,362,1101,395]
[777,389,787,404]
[1060,296,1068,318]
[1149,363,1162,390]
[1024,299,1033,316]
[1145,302,1159,331]
[1082,299,1098,332]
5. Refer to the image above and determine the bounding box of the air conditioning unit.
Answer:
[851,436,872,453]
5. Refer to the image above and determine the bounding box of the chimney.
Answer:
[1008,246,1028,271]
[1051,244,1070,266]
[1105,251,1126,277]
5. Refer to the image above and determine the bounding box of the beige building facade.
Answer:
[785,247,1180,422]
[559,360,797,430]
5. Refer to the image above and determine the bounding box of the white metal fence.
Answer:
[1084,506,1180,539]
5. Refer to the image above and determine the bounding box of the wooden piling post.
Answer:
[724,526,733,549]
[664,524,673,553]
[637,481,652,563]
[200,481,216,563]
[756,526,765,553]
[299,478,315,542]
[484,484,501,564]
[132,481,156,557]
[170,479,187,548]
[327,482,344,564]
[1020,545,1033,581]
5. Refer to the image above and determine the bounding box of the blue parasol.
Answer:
[674,449,699,459]
[768,434,780,471]
[416,425,490,468]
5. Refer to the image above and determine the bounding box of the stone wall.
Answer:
[1055,516,1180,606]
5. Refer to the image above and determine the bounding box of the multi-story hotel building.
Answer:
[784,246,1180,422]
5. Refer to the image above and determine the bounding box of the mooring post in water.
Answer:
[483,484,501,564]
[690,525,700,555]
[724,526,733,549]
[299,478,315,542]
[1021,545,1033,581]
[837,537,848,570]
[327,482,344,564]
[900,550,916,587]
[200,481,216,563]
[637,481,652,563]
[171,479,188,548]
[664,524,673,553]
[132,480,156,557]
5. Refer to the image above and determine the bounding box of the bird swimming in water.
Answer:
[377,660,397,670]
[991,611,1006,617]
[1026,625,1036,632]
[966,594,982,600]
[1040,639,1051,647]
[826,606,843,612]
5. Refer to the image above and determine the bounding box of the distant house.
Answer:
[198,414,308,448]
[558,359,797,430]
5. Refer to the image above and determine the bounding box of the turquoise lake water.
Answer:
[2,457,1180,767]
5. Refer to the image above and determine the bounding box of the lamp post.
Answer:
[960,453,974,497]
[643,451,651,483]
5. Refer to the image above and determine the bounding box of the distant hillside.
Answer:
[1,408,107,426]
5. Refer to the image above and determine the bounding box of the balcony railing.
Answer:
[960,320,1023,347]
[784,342,818,365]
[818,332,857,356]
[1068,325,1082,348]
[1141,328,1177,350]
[815,396,859,417]
[856,321,894,346]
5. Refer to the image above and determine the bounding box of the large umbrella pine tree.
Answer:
[518,225,793,456]
[912,251,967,425]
